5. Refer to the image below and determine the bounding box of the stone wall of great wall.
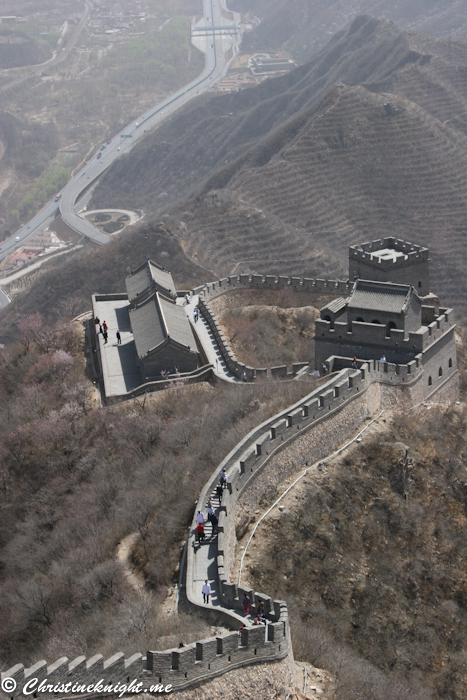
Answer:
[192,273,353,303]
[193,273,352,381]
[1,275,460,698]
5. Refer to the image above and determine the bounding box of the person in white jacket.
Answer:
[202,580,211,604]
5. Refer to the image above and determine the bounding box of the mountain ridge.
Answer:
[89,14,467,319]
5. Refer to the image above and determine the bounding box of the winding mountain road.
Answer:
[0,0,241,267]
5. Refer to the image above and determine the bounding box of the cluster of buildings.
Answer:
[88,0,155,34]
[125,261,198,378]
[213,53,297,94]
[0,231,63,271]
[92,260,199,397]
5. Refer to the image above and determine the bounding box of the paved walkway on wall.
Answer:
[93,298,143,396]
[179,294,239,383]
[192,485,224,607]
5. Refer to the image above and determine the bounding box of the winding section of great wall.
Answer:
[1,241,460,698]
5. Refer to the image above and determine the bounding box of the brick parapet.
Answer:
[349,237,430,271]
[192,274,354,303]
[315,308,455,356]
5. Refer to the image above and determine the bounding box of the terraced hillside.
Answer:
[91,15,467,320]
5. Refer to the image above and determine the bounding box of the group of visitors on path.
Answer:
[95,317,122,346]
[243,595,267,625]
[198,467,230,604]
[195,496,220,544]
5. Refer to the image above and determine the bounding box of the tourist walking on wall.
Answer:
[216,482,223,501]
[196,510,205,526]
[206,499,213,521]
[243,594,250,615]
[103,321,108,332]
[210,512,218,537]
[94,316,100,326]
[202,580,211,604]
[196,522,205,542]
[220,468,228,488]
[99,324,103,335]
[116,331,121,345]
[103,330,108,344]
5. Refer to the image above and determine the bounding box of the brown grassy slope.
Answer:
[176,77,467,314]
[175,193,344,279]
[208,288,324,368]
[241,406,467,700]
[216,83,467,315]
[217,304,318,367]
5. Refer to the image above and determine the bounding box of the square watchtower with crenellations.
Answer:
[315,237,458,400]
[349,237,430,297]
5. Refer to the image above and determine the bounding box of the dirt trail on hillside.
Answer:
[117,532,145,591]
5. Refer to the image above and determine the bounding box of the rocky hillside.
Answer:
[91,15,467,321]
[236,405,467,700]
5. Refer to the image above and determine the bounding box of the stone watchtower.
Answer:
[349,237,430,297]
[315,237,457,400]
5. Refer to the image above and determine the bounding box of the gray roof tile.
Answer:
[323,297,348,315]
[348,280,411,314]
[125,260,175,302]
[129,293,197,359]
[159,296,197,352]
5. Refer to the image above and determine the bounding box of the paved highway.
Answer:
[58,0,239,243]
[0,0,240,261]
